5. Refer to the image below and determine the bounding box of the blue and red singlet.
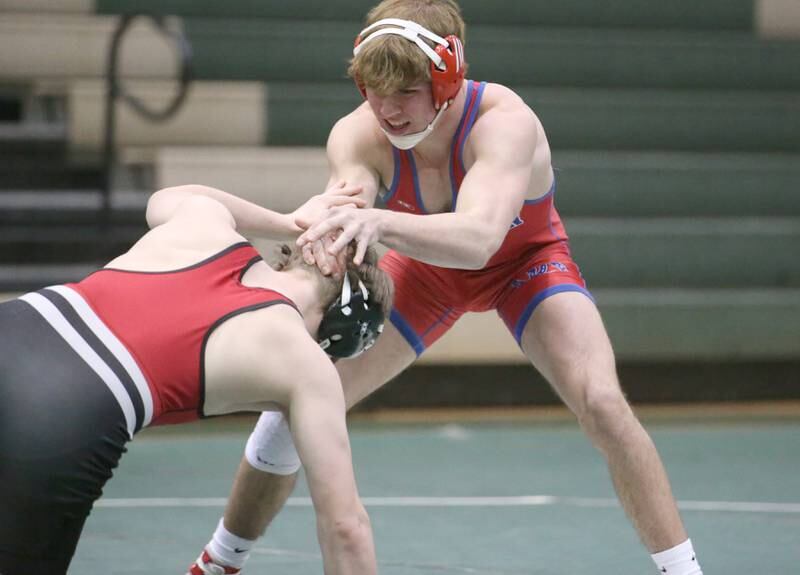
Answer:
[378,80,592,354]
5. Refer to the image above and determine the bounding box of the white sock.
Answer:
[206,518,254,569]
[651,538,703,575]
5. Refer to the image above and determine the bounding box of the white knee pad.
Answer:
[245,411,301,475]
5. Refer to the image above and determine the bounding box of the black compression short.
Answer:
[0,298,129,575]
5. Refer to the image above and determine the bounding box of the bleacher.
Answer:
[1,0,798,401]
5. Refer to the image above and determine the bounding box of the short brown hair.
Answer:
[272,244,393,322]
[348,0,466,95]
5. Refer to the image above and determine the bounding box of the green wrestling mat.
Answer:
[72,408,800,574]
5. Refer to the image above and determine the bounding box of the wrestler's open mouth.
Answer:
[384,119,411,133]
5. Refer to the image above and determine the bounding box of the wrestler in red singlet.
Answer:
[379,80,591,354]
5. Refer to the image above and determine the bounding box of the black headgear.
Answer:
[317,272,385,358]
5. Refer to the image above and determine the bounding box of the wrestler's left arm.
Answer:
[146,184,364,241]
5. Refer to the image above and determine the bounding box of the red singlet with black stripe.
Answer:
[69,242,295,426]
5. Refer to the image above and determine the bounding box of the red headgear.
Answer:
[353,18,465,110]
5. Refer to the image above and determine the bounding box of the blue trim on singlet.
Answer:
[525,178,556,205]
[384,147,402,204]
[420,307,455,340]
[547,202,563,242]
[545,178,563,241]
[449,80,477,206]
[389,308,426,356]
[448,162,458,212]
[512,177,561,240]
[406,151,429,214]
[513,284,595,344]
[457,81,486,179]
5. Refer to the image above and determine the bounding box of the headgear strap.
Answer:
[317,272,385,358]
[353,18,465,110]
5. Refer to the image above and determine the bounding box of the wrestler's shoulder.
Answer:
[329,103,386,149]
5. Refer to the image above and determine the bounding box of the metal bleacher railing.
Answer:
[102,13,193,226]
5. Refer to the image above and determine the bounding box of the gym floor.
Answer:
[72,404,800,574]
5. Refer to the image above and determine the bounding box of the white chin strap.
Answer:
[355,18,454,150]
[381,101,449,150]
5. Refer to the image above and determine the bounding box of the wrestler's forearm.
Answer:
[377,209,502,269]
[317,511,377,575]
[147,185,300,239]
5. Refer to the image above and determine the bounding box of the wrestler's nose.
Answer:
[379,95,402,117]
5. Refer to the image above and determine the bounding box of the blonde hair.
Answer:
[272,244,393,322]
[348,0,466,95]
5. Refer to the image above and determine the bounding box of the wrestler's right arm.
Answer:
[298,109,384,267]
[323,110,383,206]
[287,347,377,575]
[232,318,378,575]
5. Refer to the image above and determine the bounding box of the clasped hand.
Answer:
[292,181,379,274]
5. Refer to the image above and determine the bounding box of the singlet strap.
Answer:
[449,80,486,206]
